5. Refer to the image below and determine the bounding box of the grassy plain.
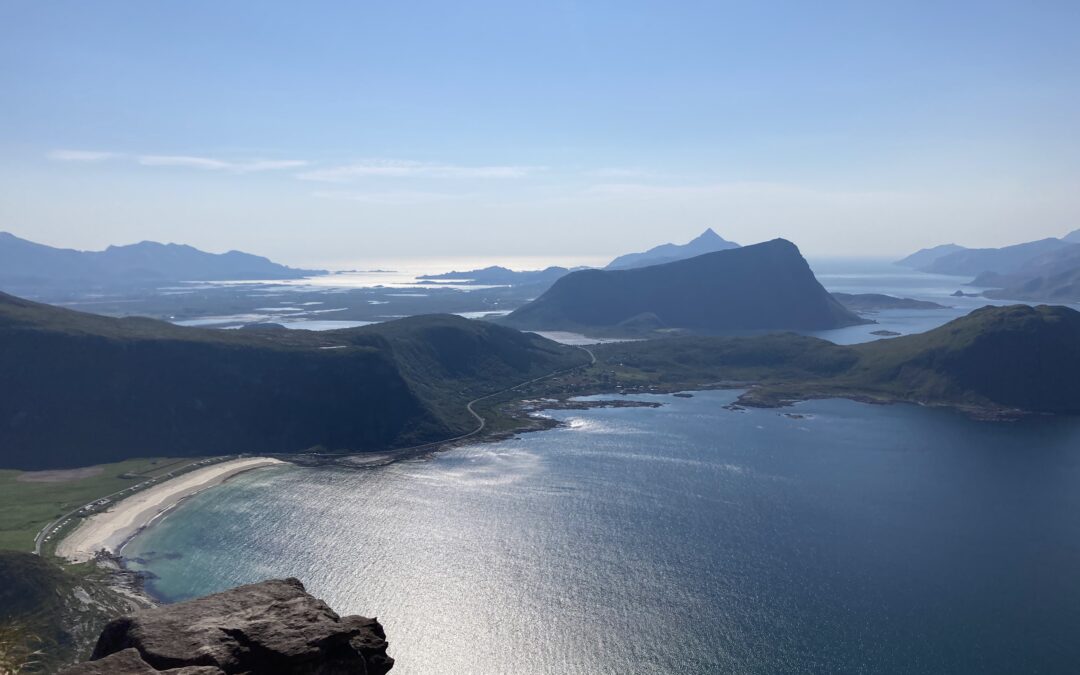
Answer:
[0,457,196,552]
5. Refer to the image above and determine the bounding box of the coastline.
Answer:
[55,457,286,564]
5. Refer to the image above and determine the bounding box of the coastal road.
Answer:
[390,345,597,456]
[463,344,597,435]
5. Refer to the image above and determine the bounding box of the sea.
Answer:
[124,260,1080,673]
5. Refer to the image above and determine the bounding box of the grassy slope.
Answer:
[0,293,587,470]
[841,304,1080,412]
[590,333,857,386]
[0,458,197,552]
[585,305,1080,415]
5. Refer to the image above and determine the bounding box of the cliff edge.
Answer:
[60,578,393,674]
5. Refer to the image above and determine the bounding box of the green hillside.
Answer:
[588,305,1080,415]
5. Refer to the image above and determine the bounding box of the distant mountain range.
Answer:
[911,238,1072,277]
[894,243,968,269]
[414,228,740,287]
[0,232,323,293]
[0,292,586,470]
[605,228,740,269]
[897,231,1080,302]
[417,265,581,287]
[505,239,867,333]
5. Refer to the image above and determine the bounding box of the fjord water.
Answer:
[126,391,1080,674]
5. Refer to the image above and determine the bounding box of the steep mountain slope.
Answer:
[0,294,585,470]
[605,228,739,269]
[507,239,866,333]
[0,232,322,293]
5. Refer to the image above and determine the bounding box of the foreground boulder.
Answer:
[61,578,393,674]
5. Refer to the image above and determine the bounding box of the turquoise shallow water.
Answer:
[126,391,1080,674]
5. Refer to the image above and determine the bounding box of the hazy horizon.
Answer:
[3,2,1078,264]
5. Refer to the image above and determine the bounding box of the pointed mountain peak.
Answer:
[691,228,738,246]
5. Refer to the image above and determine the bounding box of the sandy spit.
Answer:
[55,457,285,563]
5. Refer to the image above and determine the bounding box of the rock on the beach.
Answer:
[60,578,393,675]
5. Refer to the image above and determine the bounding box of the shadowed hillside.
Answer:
[0,294,586,470]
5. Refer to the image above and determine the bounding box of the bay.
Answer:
[126,391,1080,674]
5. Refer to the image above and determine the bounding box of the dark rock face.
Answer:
[61,578,393,675]
[507,238,867,332]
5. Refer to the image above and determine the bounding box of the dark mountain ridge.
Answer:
[506,239,867,333]
[0,293,585,470]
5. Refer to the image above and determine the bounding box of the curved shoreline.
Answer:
[55,457,286,564]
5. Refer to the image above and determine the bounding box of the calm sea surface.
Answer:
[126,392,1080,674]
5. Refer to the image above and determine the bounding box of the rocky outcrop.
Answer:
[60,578,393,675]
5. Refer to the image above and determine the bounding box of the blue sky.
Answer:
[1,1,1078,266]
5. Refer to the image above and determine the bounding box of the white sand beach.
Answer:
[55,457,285,563]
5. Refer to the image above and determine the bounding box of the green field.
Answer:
[0,457,197,552]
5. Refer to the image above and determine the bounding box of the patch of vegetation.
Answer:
[0,458,194,552]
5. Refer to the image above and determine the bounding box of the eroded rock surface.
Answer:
[61,578,393,675]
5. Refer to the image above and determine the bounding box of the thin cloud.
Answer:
[137,155,307,173]
[48,149,121,162]
[48,149,307,173]
[297,159,536,183]
[311,189,468,205]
